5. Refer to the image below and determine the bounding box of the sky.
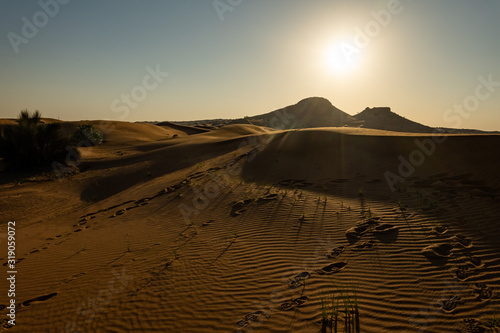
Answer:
[1,0,499,130]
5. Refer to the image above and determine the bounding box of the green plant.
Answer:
[484,312,499,329]
[363,207,372,220]
[72,124,103,145]
[320,286,339,333]
[341,288,360,333]
[0,110,72,169]
[320,286,360,333]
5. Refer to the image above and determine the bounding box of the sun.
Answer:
[324,42,361,75]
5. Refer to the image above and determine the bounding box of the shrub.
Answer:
[72,124,103,145]
[0,110,72,169]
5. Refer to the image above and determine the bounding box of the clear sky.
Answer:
[1,1,499,130]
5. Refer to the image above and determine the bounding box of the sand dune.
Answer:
[0,121,499,332]
[156,121,211,136]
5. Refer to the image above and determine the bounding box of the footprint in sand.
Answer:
[354,241,376,250]
[115,209,126,216]
[74,216,95,227]
[79,213,96,219]
[279,296,308,311]
[462,249,483,267]
[2,258,24,267]
[135,198,151,206]
[473,283,493,301]
[230,199,253,217]
[373,223,399,235]
[440,295,463,313]
[469,256,483,267]
[453,235,472,248]
[346,219,380,244]
[461,318,485,333]
[201,219,215,227]
[81,216,95,222]
[373,223,399,243]
[21,292,58,307]
[257,193,279,204]
[422,243,454,259]
[155,187,173,197]
[327,246,345,258]
[316,262,347,275]
[455,265,471,281]
[60,273,85,285]
[289,272,310,289]
[1,318,14,329]
[345,225,369,243]
[236,310,268,328]
[432,225,449,235]
[110,209,127,218]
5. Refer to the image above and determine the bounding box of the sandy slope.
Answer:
[0,121,499,333]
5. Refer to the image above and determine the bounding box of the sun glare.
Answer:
[325,42,361,75]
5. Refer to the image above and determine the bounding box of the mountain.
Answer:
[165,97,494,134]
[228,97,359,129]
[354,107,434,133]
[227,97,432,133]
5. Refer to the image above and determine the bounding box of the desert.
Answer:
[1,97,499,332]
[2,2,500,332]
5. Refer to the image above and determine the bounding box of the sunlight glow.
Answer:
[325,42,361,75]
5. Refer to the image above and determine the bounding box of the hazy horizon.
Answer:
[1,1,500,130]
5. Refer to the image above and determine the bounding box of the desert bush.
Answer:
[0,110,72,169]
[72,124,103,145]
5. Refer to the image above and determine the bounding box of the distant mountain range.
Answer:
[153,97,498,134]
